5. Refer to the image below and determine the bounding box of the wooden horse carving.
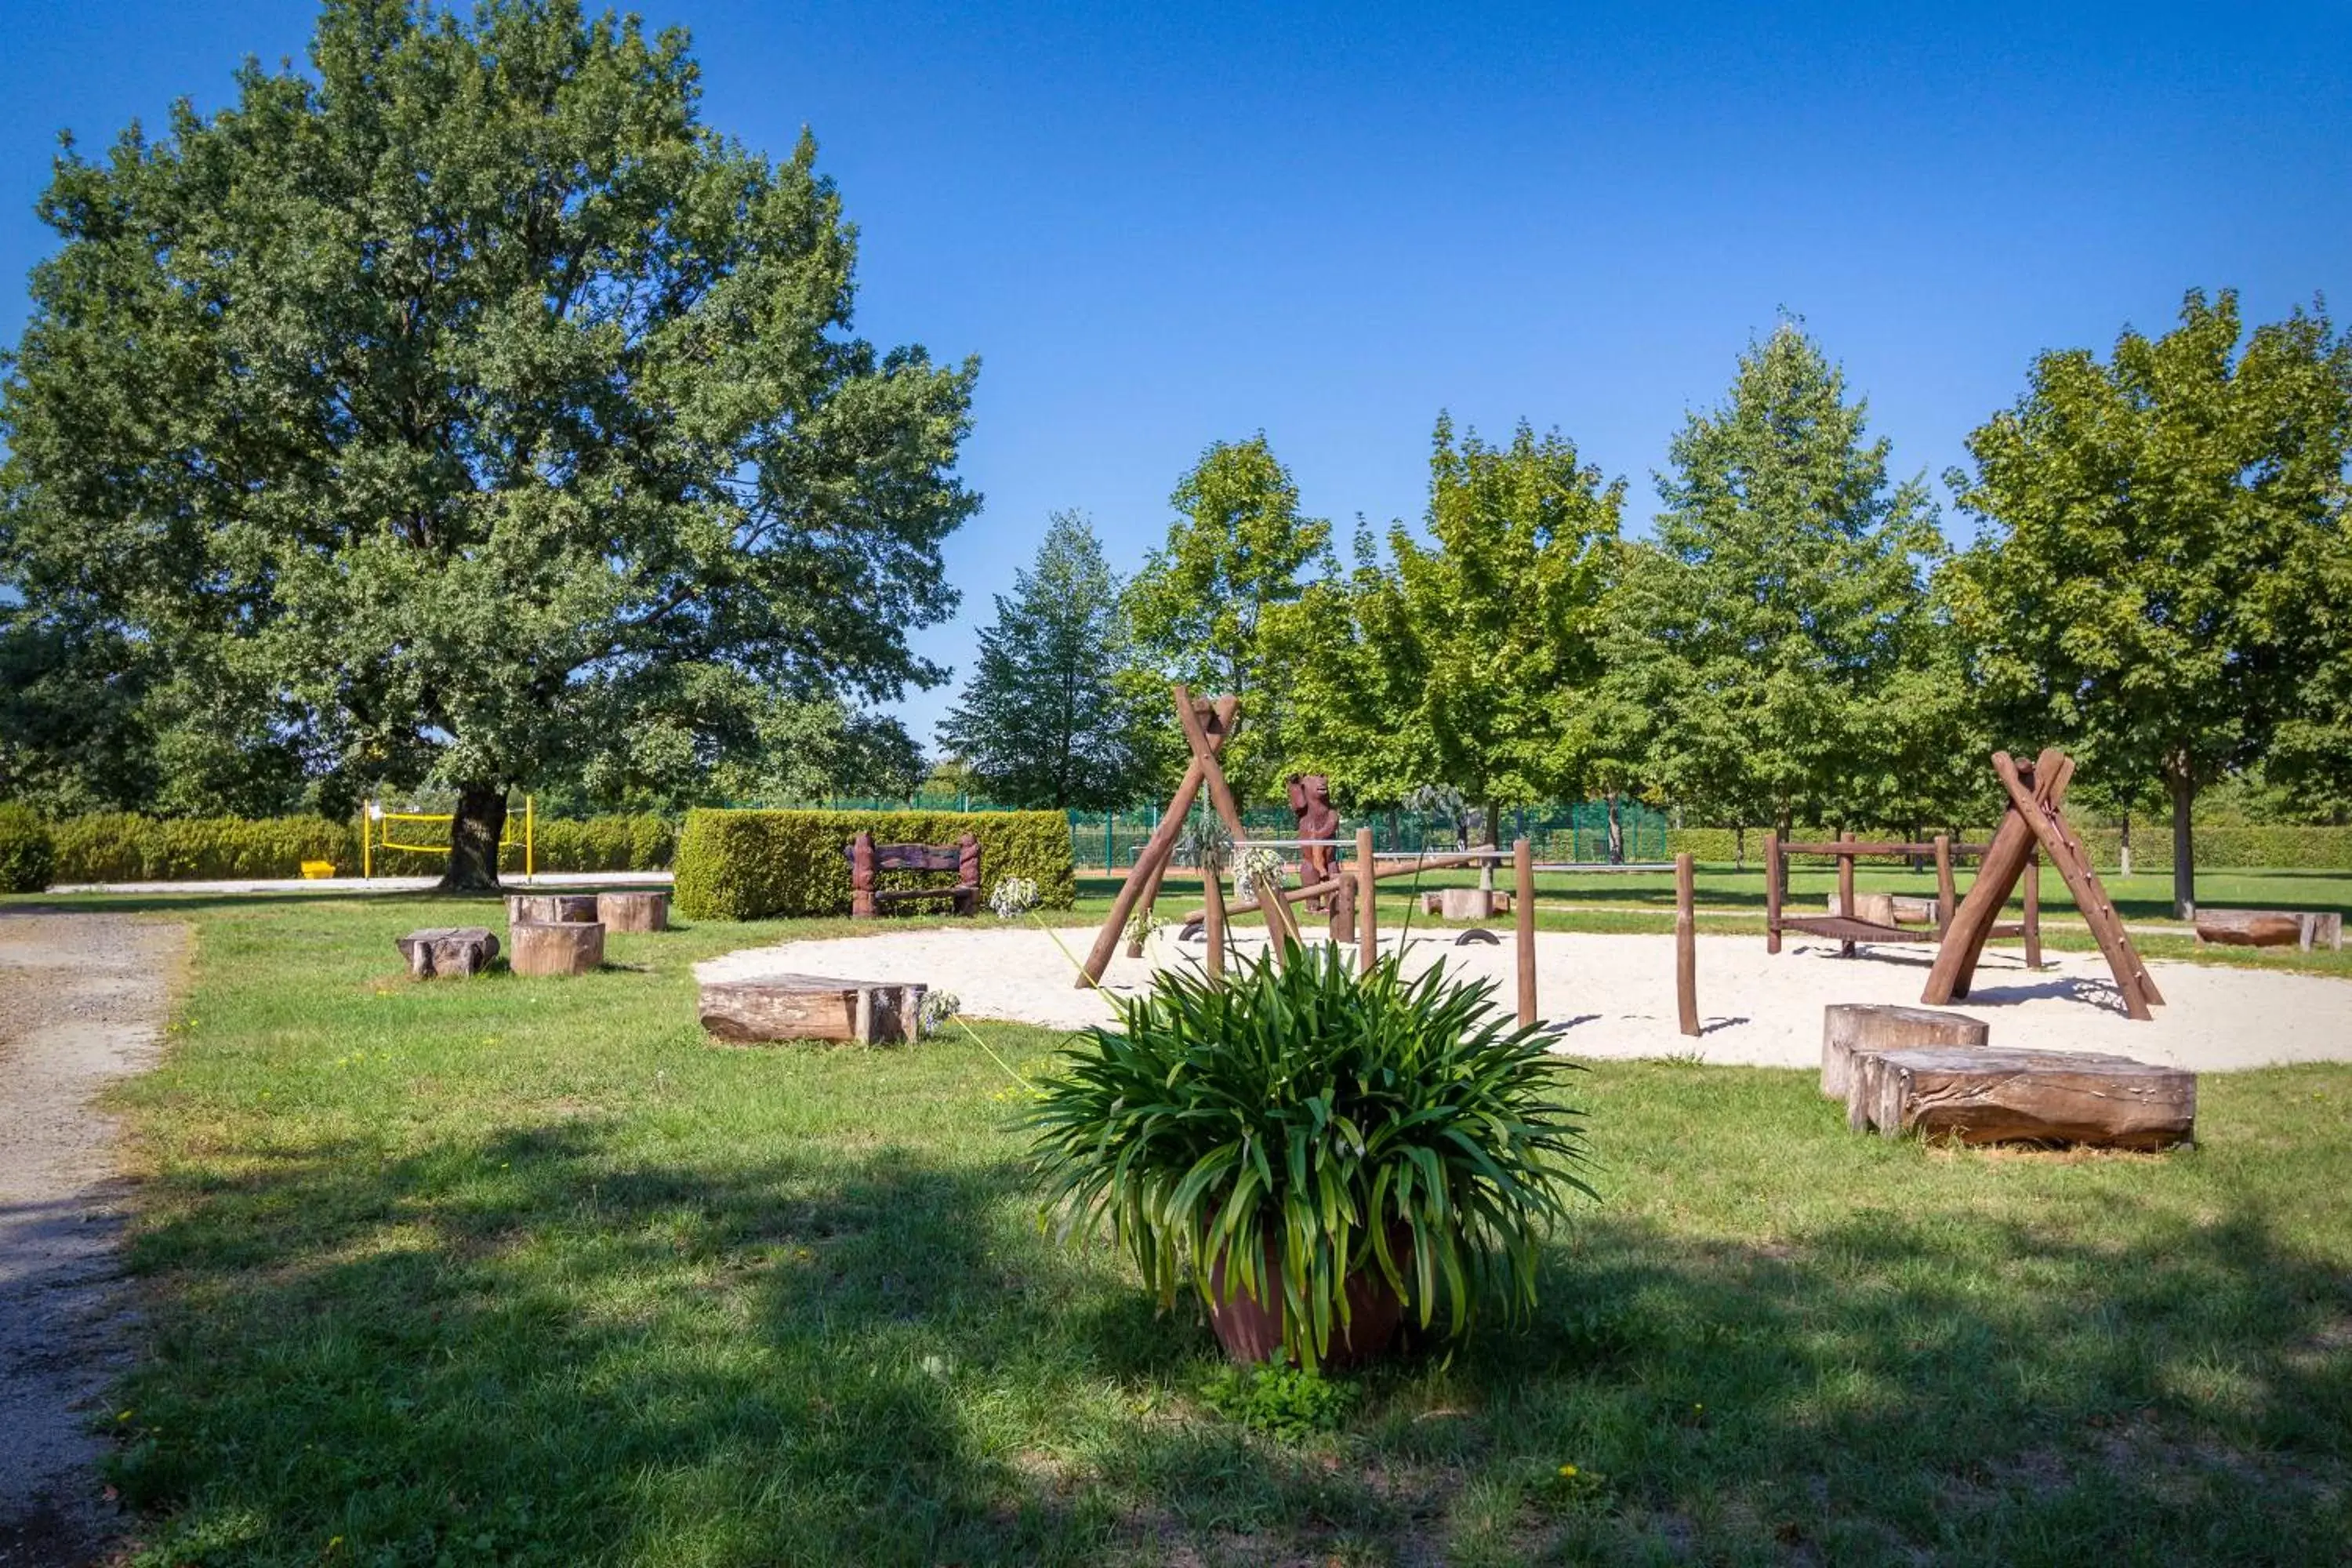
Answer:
[1287,775,1338,910]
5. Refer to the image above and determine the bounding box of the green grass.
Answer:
[24,892,2352,1564]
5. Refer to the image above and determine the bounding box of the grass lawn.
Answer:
[31,892,2352,1565]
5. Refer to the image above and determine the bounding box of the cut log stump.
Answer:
[396,927,499,979]
[1822,1003,1987,1101]
[699,974,925,1045]
[2194,908,2342,952]
[509,894,598,925]
[597,891,670,933]
[1421,888,1511,920]
[510,920,604,977]
[1850,1047,2195,1149]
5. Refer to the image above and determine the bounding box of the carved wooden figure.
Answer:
[1287,774,1339,909]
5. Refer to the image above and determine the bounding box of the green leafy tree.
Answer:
[938,511,1152,809]
[1283,416,1621,850]
[1593,321,1962,844]
[0,0,977,887]
[1944,289,2352,913]
[1125,436,1330,802]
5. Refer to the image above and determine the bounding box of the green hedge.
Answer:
[363,812,676,877]
[1666,823,2352,872]
[673,808,1076,920]
[52,814,354,883]
[0,803,57,892]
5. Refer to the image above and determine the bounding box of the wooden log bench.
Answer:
[597,890,670,932]
[509,893,599,925]
[1820,1002,1987,1100]
[510,920,604,977]
[1849,1046,2195,1149]
[2194,908,2342,952]
[848,831,980,919]
[699,974,926,1045]
[396,927,499,979]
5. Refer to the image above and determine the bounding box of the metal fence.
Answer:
[789,794,1671,872]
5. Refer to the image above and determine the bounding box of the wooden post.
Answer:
[1933,834,1955,938]
[1329,869,1356,946]
[851,831,877,920]
[1355,827,1377,976]
[957,832,982,917]
[1203,853,1227,985]
[1513,837,1536,1028]
[1765,832,1783,953]
[2023,852,2042,970]
[1675,851,1699,1037]
[1077,693,1236,986]
[1838,829,1857,957]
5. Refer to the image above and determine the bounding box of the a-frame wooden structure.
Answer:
[1922,749,2162,1021]
[1076,686,1301,989]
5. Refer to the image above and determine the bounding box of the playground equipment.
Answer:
[1924,749,2160,1021]
[363,797,533,879]
[1766,829,2043,967]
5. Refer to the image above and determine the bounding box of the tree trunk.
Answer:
[1478,797,1498,891]
[1734,823,1745,871]
[1605,792,1624,865]
[2168,767,2195,920]
[440,783,508,893]
[2119,810,2132,877]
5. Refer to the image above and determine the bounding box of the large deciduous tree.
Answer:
[1123,436,1330,803]
[1592,321,1964,842]
[1944,289,2352,915]
[1282,416,1621,847]
[937,510,1152,809]
[0,0,977,887]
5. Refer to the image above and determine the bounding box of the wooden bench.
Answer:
[700,973,926,1044]
[848,831,980,918]
[1848,1045,2195,1149]
[2194,908,2342,952]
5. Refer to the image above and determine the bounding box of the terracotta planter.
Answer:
[1203,1227,1413,1367]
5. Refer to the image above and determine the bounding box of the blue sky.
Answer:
[3,2,2347,748]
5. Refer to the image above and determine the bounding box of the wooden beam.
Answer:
[1076,692,1236,986]
[1356,827,1377,976]
[1515,837,1537,1027]
[1933,833,1955,938]
[1922,750,2054,1006]
[1991,750,2158,1018]
[1838,829,1857,958]
[1675,852,1699,1037]
[1765,831,1783,953]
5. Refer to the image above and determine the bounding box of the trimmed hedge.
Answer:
[674,808,1077,920]
[52,814,354,883]
[1667,823,2352,872]
[0,803,57,892]
[363,811,676,877]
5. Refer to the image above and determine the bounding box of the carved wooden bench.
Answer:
[848,831,980,918]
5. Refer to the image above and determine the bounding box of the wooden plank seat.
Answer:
[2194,908,2342,952]
[848,830,980,918]
[700,973,925,1044]
[1849,1045,2195,1149]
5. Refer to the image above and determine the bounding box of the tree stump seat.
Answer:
[510,920,604,976]
[1820,1002,1987,1099]
[2193,908,2341,951]
[1849,1045,2195,1149]
[699,973,926,1045]
[396,927,499,979]
[1420,888,1512,920]
[509,893,599,925]
[597,891,670,932]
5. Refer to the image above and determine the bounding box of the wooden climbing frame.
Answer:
[1766,831,2039,964]
[1922,749,2161,1021]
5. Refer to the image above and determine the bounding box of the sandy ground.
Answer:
[698,924,2352,1071]
[0,910,187,1567]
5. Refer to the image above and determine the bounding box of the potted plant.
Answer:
[1025,942,1595,1367]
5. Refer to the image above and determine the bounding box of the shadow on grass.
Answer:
[107,1111,2352,1566]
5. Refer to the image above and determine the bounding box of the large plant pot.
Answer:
[1204,1228,1412,1367]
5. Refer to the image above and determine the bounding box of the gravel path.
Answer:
[699,926,2352,1071]
[0,909,187,1567]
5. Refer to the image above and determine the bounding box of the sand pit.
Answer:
[693,925,2352,1071]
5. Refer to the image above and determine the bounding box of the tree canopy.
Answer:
[1944,289,2352,912]
[937,510,1153,809]
[0,0,976,884]
[1591,321,1967,837]
[1281,416,1621,829]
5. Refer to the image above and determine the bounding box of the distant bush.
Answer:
[50,814,354,883]
[1667,823,2352,872]
[673,808,1076,920]
[0,804,57,892]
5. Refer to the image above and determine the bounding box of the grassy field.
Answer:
[19,891,2352,1565]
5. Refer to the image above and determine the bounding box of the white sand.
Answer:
[694,926,2352,1071]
